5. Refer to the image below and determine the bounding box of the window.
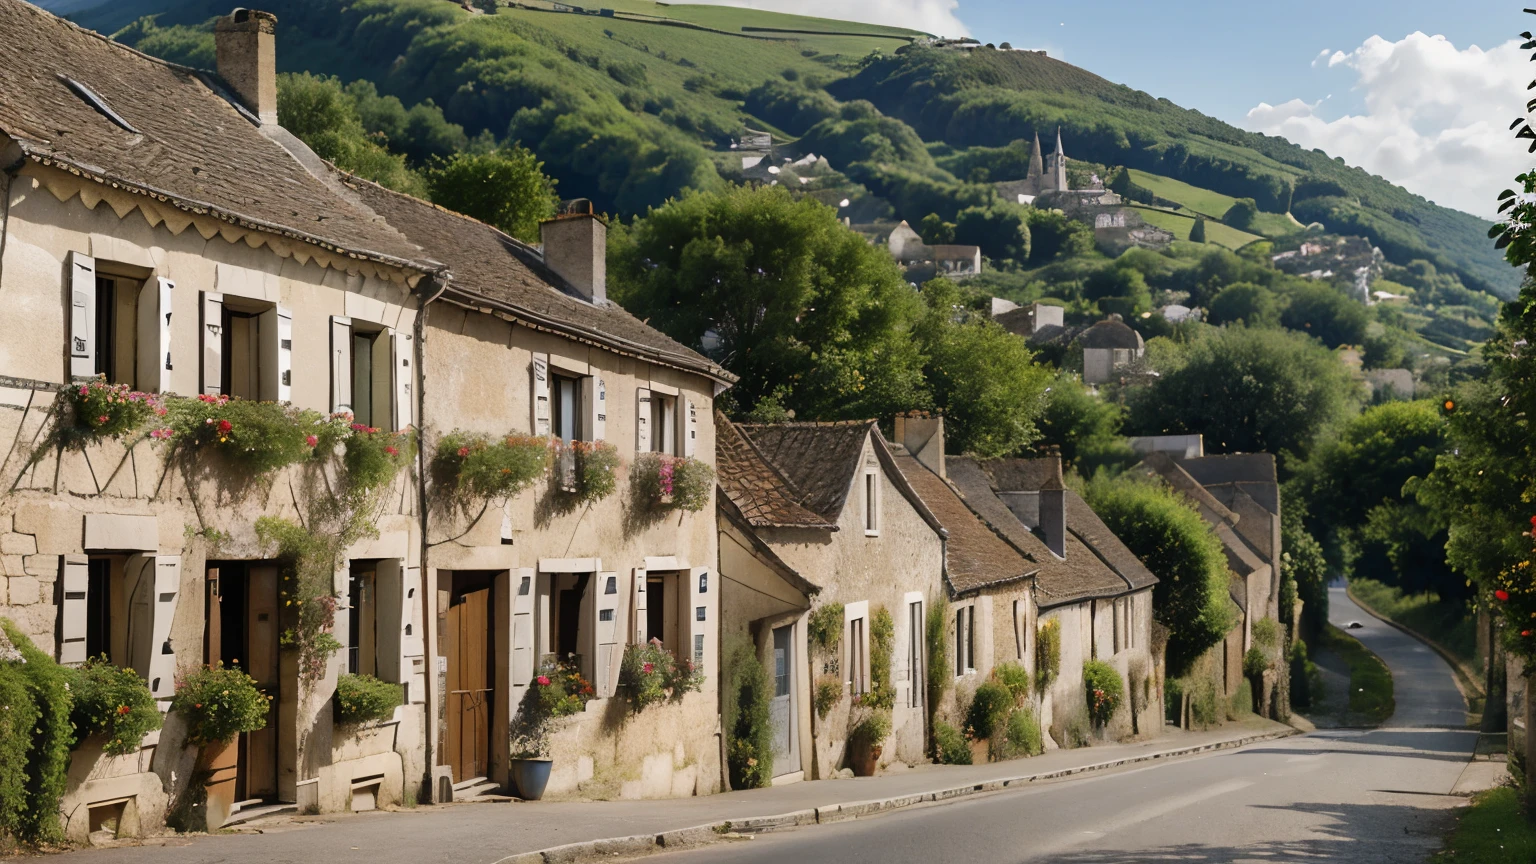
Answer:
[552,373,583,443]
[955,606,975,675]
[645,571,686,658]
[348,563,378,676]
[908,600,924,709]
[67,555,157,680]
[204,293,291,402]
[848,616,867,695]
[68,252,173,391]
[649,393,677,454]
[93,275,140,386]
[862,470,880,536]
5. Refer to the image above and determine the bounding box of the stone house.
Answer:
[0,1,736,840]
[885,220,983,281]
[942,454,1162,744]
[1079,316,1146,385]
[718,416,945,778]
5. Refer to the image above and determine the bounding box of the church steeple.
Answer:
[1055,126,1065,156]
[1047,127,1069,192]
[1027,131,1044,179]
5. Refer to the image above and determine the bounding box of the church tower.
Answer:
[1027,131,1044,183]
[1046,127,1068,192]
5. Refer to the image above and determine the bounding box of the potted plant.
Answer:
[508,660,593,800]
[67,658,162,758]
[847,707,891,777]
[618,639,705,712]
[632,453,716,512]
[170,664,269,829]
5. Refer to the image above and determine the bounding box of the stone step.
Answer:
[221,802,297,827]
[453,780,502,800]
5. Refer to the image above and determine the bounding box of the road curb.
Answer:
[490,727,1297,864]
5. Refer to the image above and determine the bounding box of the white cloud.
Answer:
[1244,32,1529,219]
[689,0,969,39]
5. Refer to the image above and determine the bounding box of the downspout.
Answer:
[0,153,25,296]
[413,268,450,801]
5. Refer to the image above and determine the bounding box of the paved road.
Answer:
[639,587,1476,864]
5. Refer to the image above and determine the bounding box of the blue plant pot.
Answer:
[511,758,553,801]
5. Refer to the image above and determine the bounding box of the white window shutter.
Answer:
[594,571,624,698]
[257,305,292,402]
[330,316,352,415]
[69,252,97,378]
[689,567,709,674]
[148,555,181,701]
[593,376,606,442]
[631,568,648,644]
[275,305,293,402]
[684,397,698,458]
[531,353,551,436]
[333,562,352,659]
[402,565,424,702]
[126,555,155,677]
[392,330,414,431]
[59,555,89,665]
[137,278,173,393]
[200,292,224,395]
[511,568,536,694]
[636,388,652,452]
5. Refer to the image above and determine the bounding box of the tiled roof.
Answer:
[1178,453,1277,488]
[1139,454,1267,577]
[344,176,734,383]
[715,414,834,530]
[891,451,1035,596]
[718,496,821,598]
[1063,492,1158,591]
[1079,318,1144,350]
[0,0,427,269]
[736,421,878,523]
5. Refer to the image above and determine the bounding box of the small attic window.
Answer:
[58,75,140,135]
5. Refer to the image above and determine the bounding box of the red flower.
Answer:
[217,419,232,435]
[1524,630,1533,637]
[536,675,551,686]
[458,447,471,458]
[643,662,655,674]
[305,434,319,447]
[117,705,131,716]
[1496,589,1511,602]
[384,445,399,456]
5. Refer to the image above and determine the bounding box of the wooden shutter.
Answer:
[58,555,89,665]
[375,558,405,684]
[370,328,392,429]
[392,330,414,431]
[636,388,652,452]
[531,353,551,436]
[330,316,352,415]
[148,555,181,701]
[684,397,698,457]
[200,291,224,395]
[258,305,292,403]
[594,571,624,698]
[137,277,173,393]
[69,252,97,378]
[631,568,648,644]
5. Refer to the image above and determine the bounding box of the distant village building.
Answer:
[1366,368,1415,400]
[886,220,983,281]
[995,302,1066,342]
[1078,316,1146,384]
[994,130,1119,209]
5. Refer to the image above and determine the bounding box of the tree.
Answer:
[954,204,1031,262]
[915,281,1052,457]
[1033,373,1133,476]
[1281,497,1330,641]
[425,148,558,243]
[1223,198,1259,231]
[919,212,955,244]
[1189,216,1207,244]
[1025,208,1096,264]
[609,185,927,422]
[1207,282,1278,328]
[1126,326,1361,469]
[276,73,426,197]
[1360,328,1409,370]
[1280,283,1369,348]
[1085,475,1234,676]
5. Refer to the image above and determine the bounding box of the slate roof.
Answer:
[714,414,834,530]
[1063,493,1158,591]
[718,495,821,599]
[1178,453,1278,488]
[1079,318,1145,351]
[345,176,734,383]
[736,421,879,523]
[0,0,427,269]
[1138,453,1268,577]
[891,451,1036,596]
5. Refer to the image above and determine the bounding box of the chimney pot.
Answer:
[215,9,279,125]
[1039,454,1066,558]
[896,413,945,478]
[540,213,607,304]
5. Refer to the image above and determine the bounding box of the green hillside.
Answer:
[67,0,1516,300]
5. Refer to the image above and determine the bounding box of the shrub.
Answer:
[619,640,703,711]
[995,706,1043,759]
[334,673,403,725]
[926,594,951,709]
[63,380,167,445]
[435,431,549,499]
[723,638,774,789]
[1035,619,1061,694]
[0,621,74,845]
[1083,660,1124,728]
[814,674,843,720]
[68,659,162,756]
[932,720,972,765]
[808,603,844,657]
[1188,677,1221,728]
[167,395,327,474]
[1243,646,1270,679]
[865,606,895,710]
[171,663,270,747]
[342,427,415,495]
[850,708,892,745]
[632,453,715,512]
[965,681,1014,740]
[1228,678,1254,719]
[572,440,619,501]
[991,661,1031,705]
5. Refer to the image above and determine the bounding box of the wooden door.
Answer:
[446,583,492,782]
[204,567,222,666]
[243,565,280,800]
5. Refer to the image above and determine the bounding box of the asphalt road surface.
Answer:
[642,586,1475,864]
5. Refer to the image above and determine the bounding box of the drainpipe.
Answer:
[0,154,25,297]
[413,269,450,801]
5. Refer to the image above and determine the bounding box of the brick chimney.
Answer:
[1039,454,1066,559]
[895,413,945,479]
[541,201,606,304]
[216,9,279,125]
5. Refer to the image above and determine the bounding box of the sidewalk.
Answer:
[50,718,1294,864]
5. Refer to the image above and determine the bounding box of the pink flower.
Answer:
[536,675,551,686]
[458,447,471,458]
[97,415,109,424]
[78,386,88,396]
[643,662,655,674]
[306,434,319,447]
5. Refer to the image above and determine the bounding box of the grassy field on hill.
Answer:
[1128,168,1300,238]
[1130,206,1264,250]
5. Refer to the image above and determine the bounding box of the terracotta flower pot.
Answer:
[200,737,239,830]
[849,738,881,777]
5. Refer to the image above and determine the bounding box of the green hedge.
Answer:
[723,638,774,790]
[68,659,162,756]
[1083,660,1125,728]
[965,681,1013,740]
[0,620,74,845]
[932,720,971,765]
[334,673,403,725]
